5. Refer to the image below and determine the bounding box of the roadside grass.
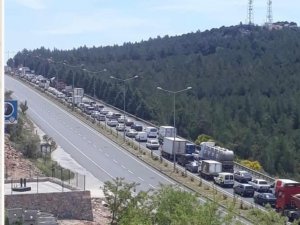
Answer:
[35,158,75,181]
[18,77,258,223]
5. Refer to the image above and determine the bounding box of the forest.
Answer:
[8,24,300,180]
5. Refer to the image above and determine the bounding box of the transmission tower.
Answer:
[266,0,273,25]
[247,0,254,25]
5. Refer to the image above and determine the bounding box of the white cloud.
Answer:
[15,0,47,10]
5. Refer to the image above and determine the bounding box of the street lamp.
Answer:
[157,86,192,170]
[63,62,84,110]
[82,68,107,99]
[48,58,65,90]
[110,75,139,141]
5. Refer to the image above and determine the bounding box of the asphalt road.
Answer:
[5,75,177,192]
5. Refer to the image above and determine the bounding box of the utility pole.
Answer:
[266,0,273,26]
[247,0,254,25]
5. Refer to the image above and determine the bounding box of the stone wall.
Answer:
[5,191,93,221]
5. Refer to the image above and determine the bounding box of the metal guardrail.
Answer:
[234,162,275,183]
[85,94,277,184]
[14,75,276,185]
[13,76,258,224]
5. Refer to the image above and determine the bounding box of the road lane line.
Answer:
[113,159,118,164]
[11,78,175,185]
[149,184,156,189]
[128,170,134,174]
[29,107,114,179]
[138,177,144,181]
[105,153,109,157]
[121,165,126,169]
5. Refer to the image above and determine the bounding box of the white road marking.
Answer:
[98,148,103,152]
[113,159,118,164]
[149,184,156,189]
[121,165,126,169]
[28,107,114,179]
[105,153,109,157]
[138,177,144,181]
[93,144,97,148]
[128,170,134,174]
[11,78,175,185]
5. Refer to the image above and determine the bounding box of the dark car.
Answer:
[131,123,143,132]
[234,170,252,183]
[125,118,134,126]
[233,184,255,197]
[254,193,276,207]
[185,161,199,173]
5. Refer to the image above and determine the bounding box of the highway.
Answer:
[5,75,177,192]
[5,75,260,205]
[5,75,259,224]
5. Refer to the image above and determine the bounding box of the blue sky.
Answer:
[4,0,300,61]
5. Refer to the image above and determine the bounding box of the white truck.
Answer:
[161,137,186,160]
[73,96,83,105]
[73,88,84,97]
[248,179,271,192]
[199,160,222,180]
[158,126,176,144]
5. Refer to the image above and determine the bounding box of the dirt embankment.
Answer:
[4,136,111,225]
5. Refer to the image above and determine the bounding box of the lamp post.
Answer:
[48,58,65,90]
[63,62,84,110]
[110,75,139,141]
[157,86,192,170]
[82,68,107,99]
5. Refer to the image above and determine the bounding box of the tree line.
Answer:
[8,24,300,180]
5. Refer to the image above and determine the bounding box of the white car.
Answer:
[135,132,147,142]
[117,116,125,123]
[125,129,138,138]
[116,123,125,131]
[107,119,118,127]
[146,139,160,150]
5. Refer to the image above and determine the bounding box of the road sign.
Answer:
[5,100,18,124]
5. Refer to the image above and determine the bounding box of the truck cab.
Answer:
[214,172,234,188]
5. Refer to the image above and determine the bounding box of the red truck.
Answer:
[275,182,300,222]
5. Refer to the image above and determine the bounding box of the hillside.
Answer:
[9,23,300,179]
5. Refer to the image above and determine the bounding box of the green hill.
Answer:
[10,23,300,179]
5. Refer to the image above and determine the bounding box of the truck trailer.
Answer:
[158,126,176,144]
[199,160,222,180]
[161,137,186,160]
[200,142,234,172]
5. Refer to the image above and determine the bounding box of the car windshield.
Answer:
[260,181,268,185]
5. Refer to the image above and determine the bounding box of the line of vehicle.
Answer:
[13,77,176,186]
[85,93,276,184]
[29,103,115,179]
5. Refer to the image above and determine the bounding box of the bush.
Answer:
[240,160,262,171]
